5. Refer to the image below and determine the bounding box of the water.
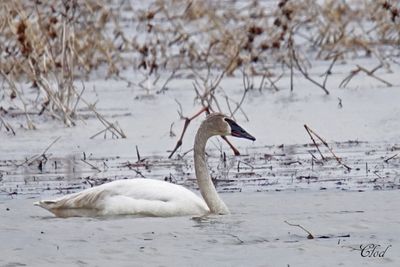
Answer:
[1,68,400,266]
[1,139,400,266]
[1,190,399,266]
[1,141,400,198]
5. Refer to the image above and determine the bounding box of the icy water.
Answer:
[1,141,400,197]
[1,141,400,266]
[1,190,399,267]
[1,61,400,266]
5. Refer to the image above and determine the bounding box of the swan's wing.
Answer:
[35,179,209,217]
[34,187,110,210]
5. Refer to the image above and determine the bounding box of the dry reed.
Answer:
[0,0,398,133]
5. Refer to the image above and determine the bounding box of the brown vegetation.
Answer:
[0,0,398,132]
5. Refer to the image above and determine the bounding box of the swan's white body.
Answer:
[35,179,208,217]
[35,113,255,217]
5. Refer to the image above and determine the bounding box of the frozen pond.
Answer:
[1,190,399,267]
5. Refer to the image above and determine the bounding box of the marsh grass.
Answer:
[0,0,399,132]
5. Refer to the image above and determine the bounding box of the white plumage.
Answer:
[35,179,208,217]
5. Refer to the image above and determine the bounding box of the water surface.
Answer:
[1,190,399,266]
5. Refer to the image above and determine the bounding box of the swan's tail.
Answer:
[34,199,101,217]
[34,200,58,211]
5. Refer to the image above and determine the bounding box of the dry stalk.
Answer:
[0,0,128,131]
[291,47,330,95]
[168,106,209,158]
[384,153,398,163]
[0,115,15,135]
[284,220,314,239]
[304,124,325,160]
[304,124,351,171]
[1,0,399,134]
[264,74,282,92]
[322,54,340,88]
[168,105,241,158]
[16,136,61,167]
[339,64,393,88]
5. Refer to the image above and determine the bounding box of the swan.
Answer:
[34,113,255,217]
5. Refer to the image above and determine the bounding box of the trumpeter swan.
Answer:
[34,113,255,217]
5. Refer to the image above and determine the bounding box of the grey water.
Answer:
[1,190,399,267]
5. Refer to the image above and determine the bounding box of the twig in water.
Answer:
[258,74,266,92]
[237,160,254,172]
[156,69,177,94]
[78,93,126,139]
[17,136,61,167]
[174,99,184,119]
[265,74,282,92]
[304,125,325,160]
[168,106,209,158]
[90,125,113,139]
[80,159,101,172]
[73,81,86,115]
[384,153,398,163]
[179,148,194,159]
[136,145,144,162]
[337,98,343,108]
[227,233,244,244]
[292,48,330,95]
[304,125,351,171]
[168,104,241,158]
[223,94,249,122]
[169,122,176,137]
[373,171,383,179]
[339,64,392,88]
[322,54,339,88]
[132,168,145,178]
[0,116,15,135]
[284,220,314,239]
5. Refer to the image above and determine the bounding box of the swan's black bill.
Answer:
[225,118,256,141]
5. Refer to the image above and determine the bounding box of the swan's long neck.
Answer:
[194,125,230,215]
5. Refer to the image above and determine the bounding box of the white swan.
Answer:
[34,113,255,217]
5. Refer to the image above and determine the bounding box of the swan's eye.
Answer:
[224,118,237,127]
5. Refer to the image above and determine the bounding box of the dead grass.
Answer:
[0,0,399,132]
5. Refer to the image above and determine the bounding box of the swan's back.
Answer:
[35,179,209,217]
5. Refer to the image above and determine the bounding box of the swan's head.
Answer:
[205,113,256,141]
